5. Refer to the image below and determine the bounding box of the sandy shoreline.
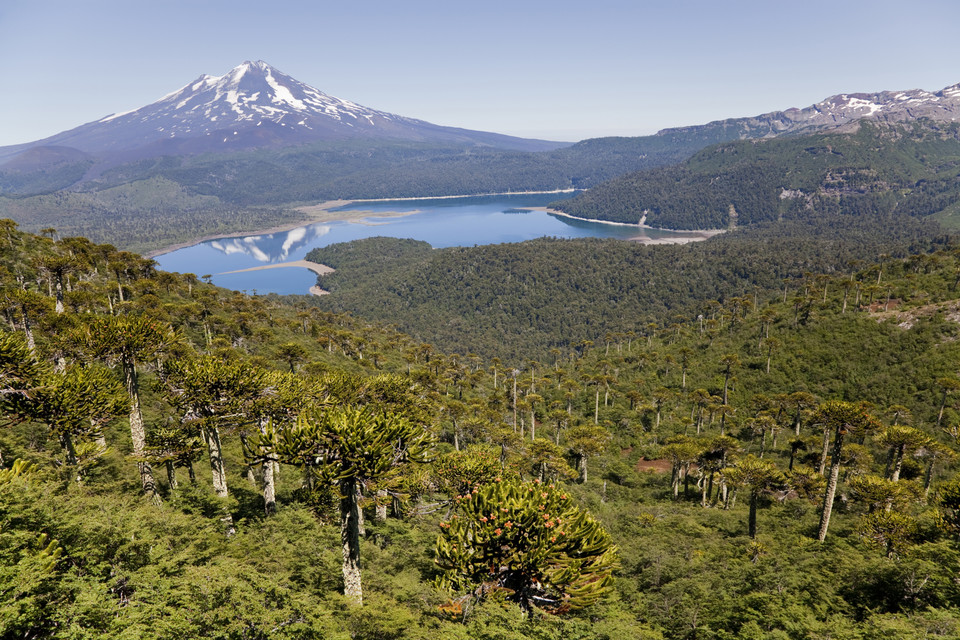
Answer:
[144,190,580,258]
[142,200,355,259]
[533,207,726,244]
[217,259,335,296]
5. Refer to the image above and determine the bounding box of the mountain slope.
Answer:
[553,119,960,230]
[0,60,563,168]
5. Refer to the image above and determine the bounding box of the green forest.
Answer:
[307,212,947,361]
[5,214,960,639]
[552,120,960,231]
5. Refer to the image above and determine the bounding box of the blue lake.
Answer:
[153,192,690,295]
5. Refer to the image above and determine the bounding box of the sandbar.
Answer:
[217,259,335,296]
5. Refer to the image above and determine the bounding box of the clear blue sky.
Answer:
[2,0,960,146]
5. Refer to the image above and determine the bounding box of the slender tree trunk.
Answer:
[938,390,948,427]
[817,429,844,542]
[817,426,830,475]
[260,419,276,515]
[262,457,276,515]
[748,493,758,538]
[204,427,229,498]
[54,275,64,314]
[340,477,363,606]
[166,460,179,491]
[890,446,905,483]
[594,389,599,425]
[375,488,388,522]
[60,432,78,467]
[20,307,35,352]
[203,426,235,536]
[124,360,159,504]
[356,484,366,537]
[924,459,936,501]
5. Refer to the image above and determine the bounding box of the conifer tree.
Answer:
[435,478,617,614]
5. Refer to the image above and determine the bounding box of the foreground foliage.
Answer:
[3,221,960,638]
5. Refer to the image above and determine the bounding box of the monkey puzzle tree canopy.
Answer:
[435,478,617,614]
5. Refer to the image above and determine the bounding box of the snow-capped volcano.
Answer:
[90,60,431,149]
[0,61,562,162]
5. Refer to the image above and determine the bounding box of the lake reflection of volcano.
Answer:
[209,225,332,262]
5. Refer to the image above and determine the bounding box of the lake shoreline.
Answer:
[143,189,581,258]
[532,207,726,244]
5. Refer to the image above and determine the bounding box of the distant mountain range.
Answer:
[661,83,960,143]
[3,61,960,250]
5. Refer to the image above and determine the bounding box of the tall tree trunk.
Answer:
[817,426,830,475]
[890,445,905,483]
[204,427,229,498]
[924,459,936,501]
[340,477,363,606]
[166,460,179,491]
[20,307,35,353]
[203,426,235,536]
[375,488,388,523]
[124,360,159,504]
[59,432,78,467]
[748,492,758,538]
[356,484,366,537]
[54,275,64,314]
[817,429,844,542]
[260,419,276,515]
[262,458,276,516]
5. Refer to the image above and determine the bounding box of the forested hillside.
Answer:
[4,221,960,637]
[0,129,752,253]
[553,120,960,230]
[308,212,947,360]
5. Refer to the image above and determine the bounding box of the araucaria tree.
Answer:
[814,401,882,542]
[85,315,178,502]
[253,406,434,606]
[726,455,785,538]
[435,478,617,614]
[164,355,267,534]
